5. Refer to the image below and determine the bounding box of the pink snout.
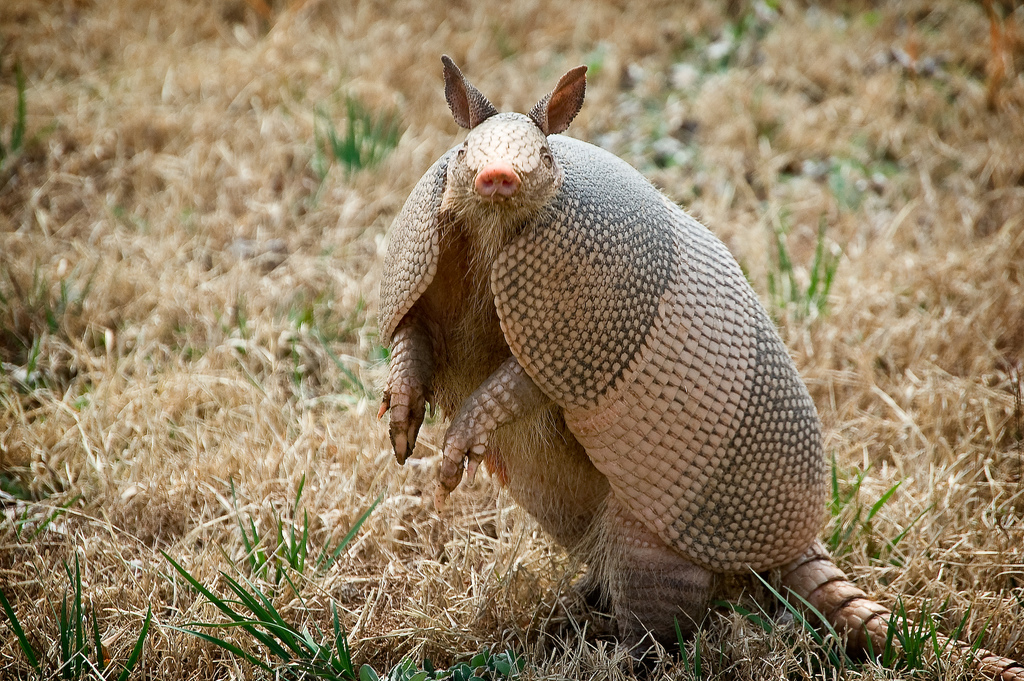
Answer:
[474,162,521,199]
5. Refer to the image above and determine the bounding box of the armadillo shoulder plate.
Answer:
[492,136,675,409]
[379,149,454,344]
[494,136,826,572]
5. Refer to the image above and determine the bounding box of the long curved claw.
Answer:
[433,483,449,510]
[465,457,481,484]
[381,380,428,465]
[433,448,483,509]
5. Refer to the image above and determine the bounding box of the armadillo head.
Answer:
[438,56,586,259]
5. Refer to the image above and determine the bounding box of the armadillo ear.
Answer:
[529,65,587,135]
[441,55,498,129]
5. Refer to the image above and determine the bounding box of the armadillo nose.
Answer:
[474,162,521,199]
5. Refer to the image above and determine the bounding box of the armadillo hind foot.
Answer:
[782,540,1024,679]
[584,494,714,650]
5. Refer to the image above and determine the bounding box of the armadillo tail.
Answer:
[780,540,1024,680]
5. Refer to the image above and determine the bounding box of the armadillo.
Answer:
[377,56,1023,677]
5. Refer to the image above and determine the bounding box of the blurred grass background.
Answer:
[1,0,1022,678]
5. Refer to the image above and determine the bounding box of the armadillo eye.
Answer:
[457,147,467,161]
[541,151,553,168]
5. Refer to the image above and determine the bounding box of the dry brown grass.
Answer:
[1,0,1023,678]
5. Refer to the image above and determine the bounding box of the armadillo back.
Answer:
[493,136,826,572]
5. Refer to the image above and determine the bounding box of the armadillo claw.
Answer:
[380,381,430,465]
[433,482,449,510]
[437,445,467,496]
[437,420,489,498]
[465,458,480,484]
[434,451,485,510]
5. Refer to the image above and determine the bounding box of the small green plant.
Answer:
[317,329,375,404]
[228,480,381,584]
[2,264,94,373]
[166,551,359,678]
[827,455,931,562]
[230,478,308,584]
[164,495,381,679]
[280,291,373,404]
[12,494,82,541]
[753,571,854,670]
[583,45,608,79]
[873,597,983,675]
[827,456,896,555]
[0,555,152,680]
[1,62,27,170]
[362,648,524,681]
[314,96,401,178]
[724,575,988,676]
[827,161,864,211]
[166,497,523,681]
[675,618,705,680]
[0,587,40,675]
[878,597,935,671]
[717,574,853,675]
[766,216,841,322]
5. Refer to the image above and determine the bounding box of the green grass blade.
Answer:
[0,587,41,673]
[92,605,105,673]
[714,600,773,633]
[222,572,282,625]
[230,480,260,573]
[753,570,852,667]
[247,516,268,576]
[30,494,81,540]
[693,626,703,679]
[928,604,944,662]
[294,474,306,516]
[941,601,972,657]
[807,217,836,313]
[163,551,249,625]
[117,606,152,681]
[72,556,86,676]
[180,615,294,664]
[238,519,254,559]
[320,494,383,571]
[882,601,899,665]
[333,602,356,678]
[866,481,901,522]
[12,63,27,153]
[165,625,273,672]
[299,510,309,574]
[59,592,71,679]
[886,503,933,555]
[968,616,991,656]
[223,570,337,661]
[217,573,298,660]
[316,329,372,400]
[674,617,692,676]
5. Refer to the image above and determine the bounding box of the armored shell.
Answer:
[380,133,826,573]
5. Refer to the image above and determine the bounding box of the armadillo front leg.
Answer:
[436,356,550,507]
[380,315,436,464]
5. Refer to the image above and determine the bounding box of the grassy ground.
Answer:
[2,0,1023,678]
